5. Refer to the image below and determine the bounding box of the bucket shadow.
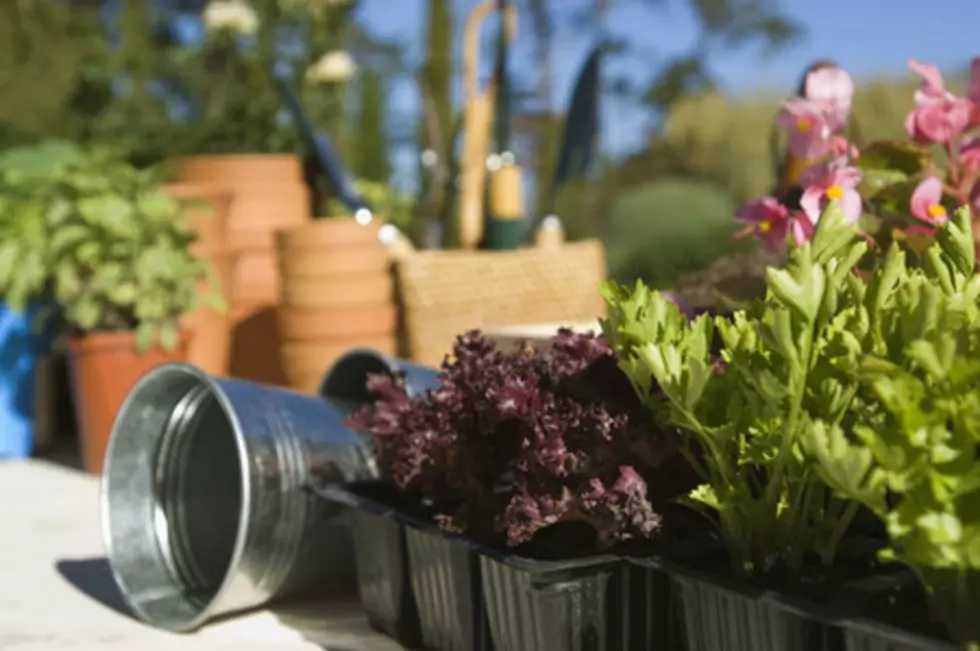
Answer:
[271,592,405,650]
[55,557,132,618]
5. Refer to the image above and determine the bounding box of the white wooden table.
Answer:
[0,460,403,651]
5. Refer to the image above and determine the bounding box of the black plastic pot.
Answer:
[626,556,692,651]
[837,618,962,651]
[667,560,842,651]
[476,550,688,651]
[314,482,424,648]
[478,549,617,651]
[405,524,493,651]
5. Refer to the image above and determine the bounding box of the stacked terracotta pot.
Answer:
[275,218,396,393]
[175,155,311,385]
[163,183,235,377]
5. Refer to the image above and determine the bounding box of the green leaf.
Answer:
[135,323,155,352]
[858,168,907,199]
[855,140,931,176]
[936,205,975,277]
[158,322,179,352]
[810,200,860,263]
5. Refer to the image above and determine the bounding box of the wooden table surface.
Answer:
[0,459,403,651]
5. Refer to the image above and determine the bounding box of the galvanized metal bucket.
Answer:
[101,352,439,632]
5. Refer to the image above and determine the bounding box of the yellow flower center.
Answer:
[796,118,811,132]
[825,185,845,200]
[927,203,946,219]
[758,220,772,233]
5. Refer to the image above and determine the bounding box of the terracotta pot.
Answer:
[174,154,313,387]
[164,183,235,377]
[275,218,398,392]
[231,249,280,305]
[280,275,393,308]
[69,330,190,475]
[278,304,397,341]
[277,246,389,278]
[184,251,235,376]
[175,155,303,185]
[275,217,381,250]
[280,337,397,394]
[162,182,234,250]
[228,303,289,386]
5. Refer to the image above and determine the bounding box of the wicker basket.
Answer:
[394,240,607,366]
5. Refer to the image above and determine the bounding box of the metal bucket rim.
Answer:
[316,347,401,398]
[317,346,444,400]
[99,361,252,632]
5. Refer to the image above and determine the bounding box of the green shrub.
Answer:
[603,177,752,289]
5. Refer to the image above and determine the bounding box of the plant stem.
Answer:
[820,498,859,565]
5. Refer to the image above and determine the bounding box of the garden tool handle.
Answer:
[458,0,518,250]
[464,1,517,103]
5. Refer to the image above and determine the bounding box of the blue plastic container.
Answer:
[0,302,54,459]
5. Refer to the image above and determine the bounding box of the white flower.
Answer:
[305,50,357,84]
[202,0,259,35]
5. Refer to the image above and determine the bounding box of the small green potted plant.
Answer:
[38,147,221,474]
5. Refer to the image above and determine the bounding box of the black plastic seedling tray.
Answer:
[478,547,624,651]
[317,480,492,651]
[837,617,963,651]
[660,556,844,651]
[315,481,424,648]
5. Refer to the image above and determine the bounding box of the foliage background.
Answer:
[0,0,968,297]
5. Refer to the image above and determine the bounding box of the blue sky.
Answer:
[358,0,980,165]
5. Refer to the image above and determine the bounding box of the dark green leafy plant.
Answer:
[805,206,980,648]
[0,143,221,352]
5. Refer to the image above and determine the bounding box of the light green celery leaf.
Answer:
[804,419,885,511]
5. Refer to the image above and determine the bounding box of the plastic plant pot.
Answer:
[314,481,423,647]
[837,618,962,651]
[667,561,842,651]
[478,548,635,651]
[405,524,493,651]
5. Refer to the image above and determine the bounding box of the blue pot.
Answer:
[0,302,55,459]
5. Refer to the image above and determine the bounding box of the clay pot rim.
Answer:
[161,182,235,201]
[275,217,382,248]
[176,154,302,165]
[70,328,192,353]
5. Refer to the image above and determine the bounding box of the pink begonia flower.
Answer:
[778,98,833,159]
[830,135,859,159]
[960,136,980,171]
[736,197,790,250]
[799,157,863,225]
[969,58,980,105]
[909,176,948,227]
[969,58,980,127]
[905,59,972,144]
[804,65,854,132]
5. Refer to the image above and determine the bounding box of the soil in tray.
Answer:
[661,532,898,608]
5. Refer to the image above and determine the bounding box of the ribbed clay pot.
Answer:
[174,155,311,386]
[163,183,235,377]
[275,218,397,393]
[69,330,190,475]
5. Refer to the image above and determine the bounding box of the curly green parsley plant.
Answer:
[604,198,909,582]
[805,205,980,648]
